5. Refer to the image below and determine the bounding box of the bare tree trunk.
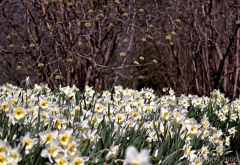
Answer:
[233,2,240,98]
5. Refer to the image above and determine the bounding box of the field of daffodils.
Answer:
[0,82,240,165]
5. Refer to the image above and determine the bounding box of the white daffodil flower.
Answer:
[124,146,151,165]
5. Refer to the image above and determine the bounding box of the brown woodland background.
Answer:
[0,0,240,98]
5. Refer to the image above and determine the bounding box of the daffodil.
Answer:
[145,91,153,99]
[39,100,49,110]
[84,86,95,97]
[0,153,13,165]
[71,156,85,165]
[41,140,63,163]
[81,130,99,147]
[180,142,197,162]
[143,105,152,113]
[147,131,158,142]
[90,115,101,125]
[201,118,210,129]
[200,146,209,160]
[192,97,203,107]
[221,105,229,114]
[106,145,119,160]
[0,139,10,153]
[50,106,60,115]
[186,123,200,136]
[218,114,227,122]
[124,146,151,165]
[181,99,189,108]
[27,106,38,120]
[210,130,222,144]
[33,84,42,93]
[114,85,123,95]
[20,132,38,154]
[54,154,69,165]
[230,113,237,121]
[60,86,74,98]
[70,151,89,165]
[115,113,125,123]
[161,107,170,120]
[74,119,90,132]
[39,129,58,145]
[173,110,184,124]
[8,106,26,125]
[134,99,144,108]
[40,111,50,121]
[123,88,132,96]
[9,146,22,164]
[216,145,224,156]
[132,111,141,120]
[95,103,104,113]
[1,102,10,112]
[67,139,78,156]
[193,158,203,165]
[228,127,237,135]
[58,128,73,146]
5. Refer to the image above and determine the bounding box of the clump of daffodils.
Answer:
[0,83,238,164]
